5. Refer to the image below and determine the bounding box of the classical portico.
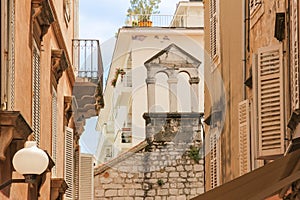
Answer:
[144,43,201,113]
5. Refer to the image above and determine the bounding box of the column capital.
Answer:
[189,77,200,84]
[167,77,178,84]
[146,78,156,84]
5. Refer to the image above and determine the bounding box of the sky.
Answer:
[79,0,181,42]
[78,0,182,156]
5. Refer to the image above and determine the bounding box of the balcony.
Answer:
[72,39,103,83]
[113,69,132,107]
[72,39,104,135]
[125,14,202,28]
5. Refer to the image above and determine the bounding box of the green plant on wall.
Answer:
[127,0,161,22]
[188,146,201,163]
[157,179,164,186]
[111,68,126,87]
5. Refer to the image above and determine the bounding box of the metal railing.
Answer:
[72,39,103,83]
[125,14,201,28]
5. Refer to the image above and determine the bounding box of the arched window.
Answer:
[155,72,169,112]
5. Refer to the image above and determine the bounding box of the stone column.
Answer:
[146,77,156,112]
[168,77,178,112]
[190,77,199,112]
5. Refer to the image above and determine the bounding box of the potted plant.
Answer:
[127,0,161,27]
[111,68,126,87]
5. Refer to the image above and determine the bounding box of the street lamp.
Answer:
[13,141,49,183]
[0,141,49,190]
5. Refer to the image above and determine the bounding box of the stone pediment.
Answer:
[144,43,201,69]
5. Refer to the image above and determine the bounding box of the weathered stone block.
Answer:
[184,188,190,195]
[169,172,179,178]
[187,178,197,182]
[157,189,169,195]
[135,189,145,196]
[184,165,192,171]
[180,172,187,178]
[194,164,203,172]
[147,189,156,196]
[195,172,202,177]
[157,172,168,178]
[167,196,177,200]
[197,187,204,194]
[176,165,184,171]
[165,166,176,171]
[100,177,113,184]
[105,189,118,197]
[177,195,187,200]
[128,189,135,196]
[191,188,197,195]
[95,189,104,197]
[169,189,179,195]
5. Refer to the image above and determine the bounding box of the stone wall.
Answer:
[94,113,204,199]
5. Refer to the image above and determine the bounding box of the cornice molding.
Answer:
[0,111,32,161]
[51,49,69,84]
[32,0,54,43]
[64,96,73,127]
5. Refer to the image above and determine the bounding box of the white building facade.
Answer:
[96,0,204,164]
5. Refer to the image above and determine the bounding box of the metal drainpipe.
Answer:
[285,0,291,142]
[242,0,248,100]
[244,0,253,170]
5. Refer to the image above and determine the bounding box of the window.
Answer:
[209,0,218,61]
[249,0,262,16]
[51,88,57,177]
[63,0,71,24]
[249,0,264,28]
[32,44,41,146]
[65,127,74,200]
[74,150,80,200]
[105,146,112,157]
[253,45,285,159]
[121,131,132,143]
[238,100,250,175]
[209,128,220,189]
[79,154,94,199]
[290,0,300,110]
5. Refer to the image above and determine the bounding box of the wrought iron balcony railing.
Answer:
[72,39,103,83]
[125,14,202,28]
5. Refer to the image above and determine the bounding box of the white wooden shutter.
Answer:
[52,88,58,177]
[209,0,217,60]
[210,128,220,189]
[32,45,41,146]
[291,0,300,110]
[79,154,94,200]
[65,127,74,200]
[257,45,285,159]
[238,100,250,175]
[74,150,80,200]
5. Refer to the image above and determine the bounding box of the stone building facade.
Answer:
[0,0,102,199]
[94,114,204,200]
[195,0,300,199]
